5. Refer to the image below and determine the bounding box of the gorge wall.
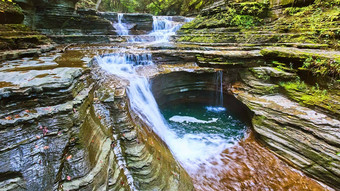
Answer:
[176,0,340,189]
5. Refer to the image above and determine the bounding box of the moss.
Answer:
[261,47,340,62]
[179,1,269,30]
[178,35,218,43]
[302,57,340,80]
[249,68,270,80]
[0,24,51,50]
[280,80,340,116]
[273,0,340,48]
[0,0,24,24]
[252,115,267,126]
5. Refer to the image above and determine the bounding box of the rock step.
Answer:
[49,35,114,44]
[0,31,41,36]
[0,24,51,51]
[0,44,55,61]
[148,44,261,51]
[0,67,87,118]
[0,35,49,42]
[175,42,329,49]
[260,47,340,62]
[175,32,314,38]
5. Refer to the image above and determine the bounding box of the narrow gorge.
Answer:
[0,0,339,190]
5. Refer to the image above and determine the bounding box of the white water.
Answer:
[216,70,224,106]
[113,13,129,35]
[206,106,226,112]
[170,115,218,124]
[96,53,240,174]
[148,16,183,42]
[114,15,194,43]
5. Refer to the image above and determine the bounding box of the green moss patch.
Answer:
[0,0,24,24]
[181,1,269,30]
[280,80,340,117]
[274,0,340,47]
[302,57,340,80]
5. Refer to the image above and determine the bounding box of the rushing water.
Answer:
[149,16,188,42]
[161,103,247,171]
[113,14,194,43]
[113,13,129,36]
[215,70,223,106]
[97,53,235,172]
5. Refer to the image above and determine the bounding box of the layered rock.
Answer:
[0,1,52,52]
[171,0,340,187]
[177,0,339,48]
[13,0,115,43]
[0,46,194,190]
[0,1,24,24]
[231,67,340,188]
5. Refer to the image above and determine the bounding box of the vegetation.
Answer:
[0,0,24,24]
[76,0,214,15]
[0,0,22,15]
[279,79,340,116]
[275,0,340,47]
[181,2,269,29]
[302,57,340,80]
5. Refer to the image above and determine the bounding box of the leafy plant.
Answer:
[303,57,340,79]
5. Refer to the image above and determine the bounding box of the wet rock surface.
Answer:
[230,65,340,189]
[175,1,340,188]
[0,45,196,190]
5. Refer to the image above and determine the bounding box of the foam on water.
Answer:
[169,115,218,124]
[206,106,226,112]
[113,13,129,36]
[115,15,194,43]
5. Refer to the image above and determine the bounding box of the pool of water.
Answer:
[162,103,247,148]
[160,102,330,191]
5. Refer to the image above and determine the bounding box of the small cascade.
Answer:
[149,16,179,42]
[215,70,224,107]
[118,15,194,43]
[113,13,129,35]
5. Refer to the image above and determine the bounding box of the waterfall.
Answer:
[113,13,129,36]
[96,53,239,174]
[113,14,193,43]
[215,70,224,107]
[149,16,184,43]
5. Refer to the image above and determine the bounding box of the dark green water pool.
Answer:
[160,102,248,171]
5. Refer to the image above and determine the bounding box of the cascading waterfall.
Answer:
[149,16,183,42]
[96,53,245,175]
[114,14,194,43]
[113,13,129,35]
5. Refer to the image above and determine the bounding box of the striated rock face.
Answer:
[89,59,194,191]
[0,1,52,52]
[177,0,338,49]
[13,0,115,43]
[0,64,94,190]
[229,62,340,188]
[0,46,194,190]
